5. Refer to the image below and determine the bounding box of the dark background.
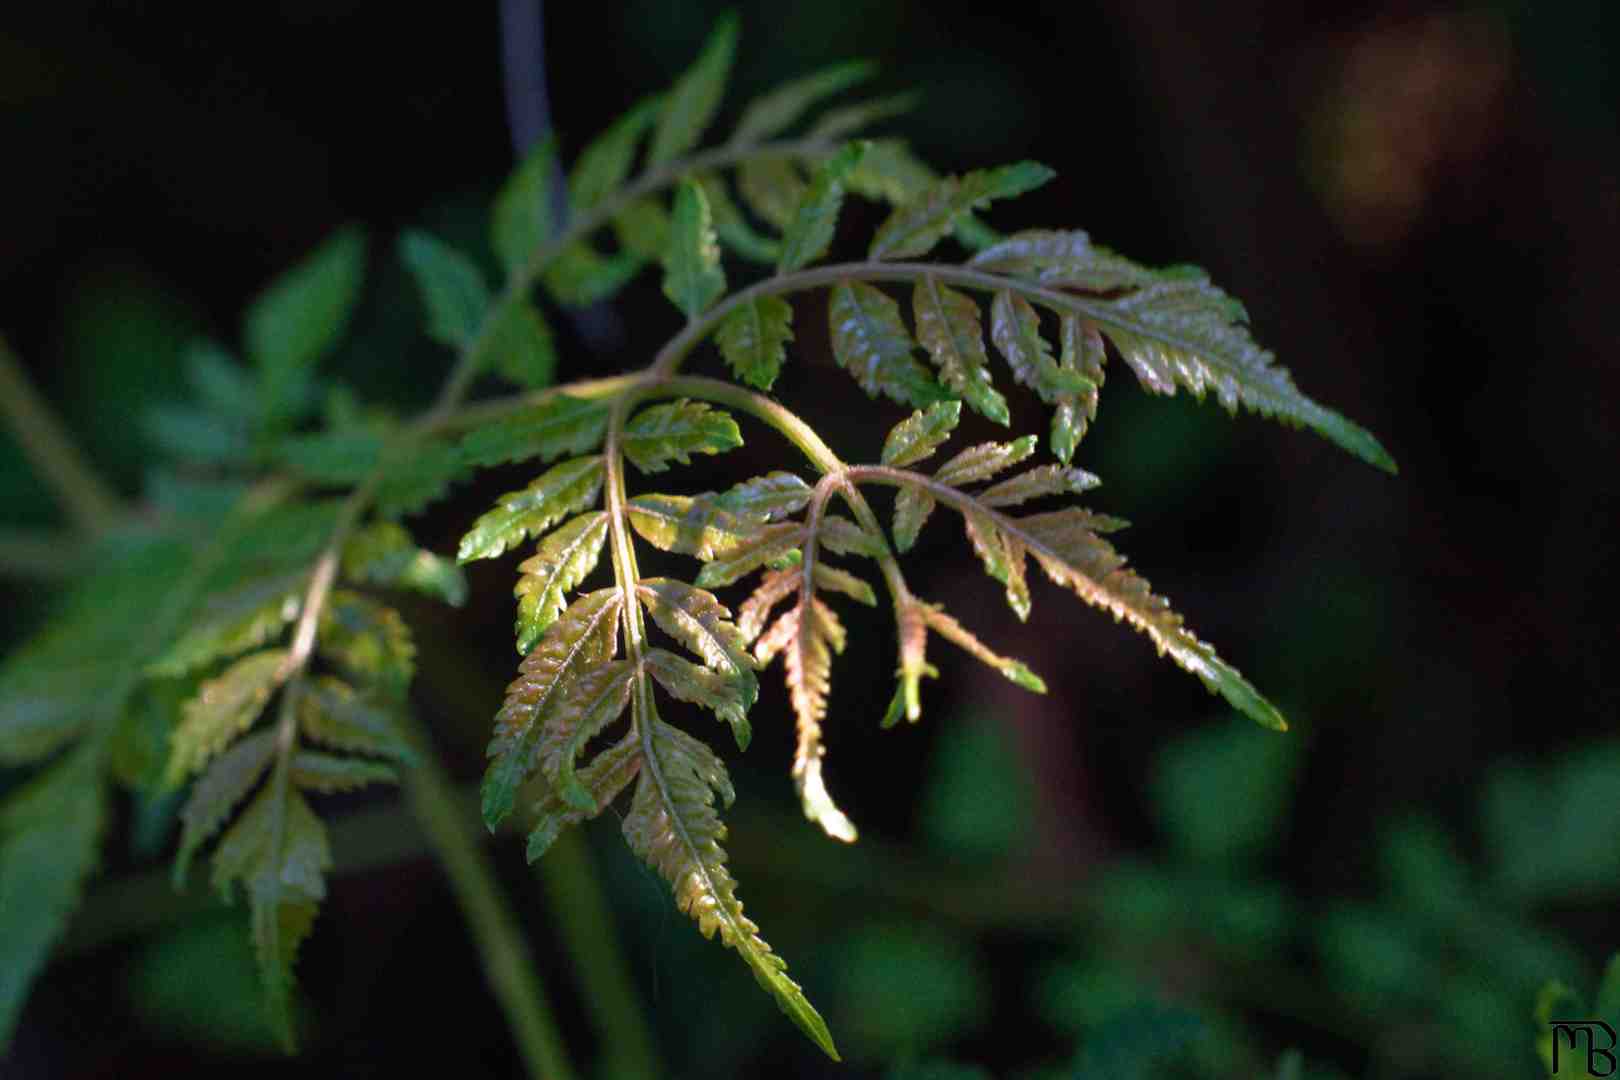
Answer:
[3,1,1618,1077]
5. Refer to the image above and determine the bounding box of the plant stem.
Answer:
[0,332,126,535]
[400,711,578,1080]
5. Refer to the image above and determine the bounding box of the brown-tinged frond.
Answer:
[693,523,805,588]
[810,563,876,607]
[737,568,802,644]
[935,435,1038,487]
[913,275,1009,425]
[526,733,643,861]
[537,660,635,811]
[921,604,1047,693]
[892,486,936,553]
[482,588,622,830]
[816,515,885,558]
[644,648,751,749]
[978,464,1100,508]
[961,509,1031,620]
[773,596,856,842]
[514,511,610,654]
[1051,314,1105,463]
[989,290,1093,404]
[885,599,938,726]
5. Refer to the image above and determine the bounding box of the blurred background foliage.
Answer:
[2,1,1618,1076]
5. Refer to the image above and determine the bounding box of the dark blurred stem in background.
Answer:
[495,2,660,1074]
[0,333,126,537]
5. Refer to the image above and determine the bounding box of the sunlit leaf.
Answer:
[1051,314,1105,464]
[716,295,795,390]
[990,290,1093,403]
[457,394,610,469]
[828,280,949,409]
[514,511,610,654]
[526,733,642,861]
[913,277,1009,425]
[936,435,1037,487]
[881,400,961,468]
[457,455,605,562]
[622,399,742,474]
[644,648,752,750]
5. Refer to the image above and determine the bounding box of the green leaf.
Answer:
[514,511,610,654]
[457,394,610,468]
[730,60,874,144]
[922,604,1045,692]
[272,430,383,485]
[869,162,1054,260]
[210,784,330,1049]
[738,157,807,230]
[913,277,1009,425]
[147,575,304,678]
[165,649,287,786]
[969,230,1163,291]
[246,226,367,428]
[622,399,743,473]
[143,403,250,465]
[623,715,838,1060]
[399,230,491,347]
[693,523,805,588]
[298,676,418,766]
[715,295,795,390]
[892,486,936,552]
[698,172,782,263]
[457,455,605,562]
[661,181,726,320]
[977,463,1100,508]
[881,400,961,468]
[778,141,866,274]
[1153,722,1299,864]
[0,746,106,1048]
[647,13,739,165]
[340,521,467,607]
[289,750,398,794]
[809,93,920,140]
[636,578,758,712]
[644,648,752,750]
[474,299,557,390]
[569,94,662,211]
[1051,314,1105,464]
[828,280,949,409]
[374,440,465,519]
[174,730,276,884]
[526,734,643,861]
[483,589,621,829]
[316,592,416,697]
[492,136,556,276]
[544,660,636,811]
[542,242,643,307]
[714,471,814,521]
[812,564,876,606]
[936,435,1038,487]
[990,290,1093,402]
[626,492,766,560]
[612,197,671,261]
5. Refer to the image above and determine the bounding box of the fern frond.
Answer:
[914,276,1010,425]
[892,486,936,553]
[990,289,1095,403]
[881,400,962,468]
[569,94,662,211]
[622,400,742,473]
[811,563,877,607]
[921,604,1047,692]
[457,455,605,563]
[483,588,623,829]
[662,181,726,320]
[647,13,738,166]
[716,295,795,390]
[165,649,287,785]
[627,492,780,560]
[737,567,803,644]
[978,463,1100,508]
[635,578,759,714]
[1051,313,1106,463]
[778,596,856,842]
[962,508,1031,619]
[456,394,610,469]
[316,591,416,698]
[174,729,276,883]
[713,471,814,520]
[693,524,805,588]
[778,141,866,274]
[491,136,556,276]
[644,648,752,749]
[538,660,635,811]
[146,574,304,678]
[828,279,950,408]
[514,511,610,654]
[298,676,418,765]
[729,60,874,145]
[969,229,1163,291]
[623,711,838,1059]
[288,750,398,794]
[340,521,467,607]
[869,162,1054,260]
[526,733,643,861]
[738,157,807,231]
[698,172,783,263]
[936,435,1038,486]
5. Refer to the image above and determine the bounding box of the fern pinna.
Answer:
[0,13,1393,1063]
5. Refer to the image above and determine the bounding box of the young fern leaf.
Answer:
[716,294,795,390]
[457,455,605,563]
[623,711,839,1060]
[990,290,1095,403]
[914,276,1011,425]
[881,400,962,468]
[622,400,743,473]
[644,648,752,750]
[647,13,738,166]
[777,141,866,274]
[662,182,727,321]
[635,578,760,725]
[828,279,951,408]
[514,512,610,654]
[714,471,815,521]
[921,603,1047,693]
[780,596,855,842]
[936,435,1038,486]
[869,161,1055,260]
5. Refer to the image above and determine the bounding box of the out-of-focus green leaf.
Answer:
[128,913,287,1054]
[542,242,643,307]
[731,60,874,145]
[661,181,726,321]
[374,440,463,519]
[316,591,415,697]
[340,520,466,607]
[917,715,1034,862]
[569,94,661,212]
[647,13,738,165]
[1486,742,1620,902]
[1072,1003,1204,1080]
[778,141,866,274]
[1151,721,1299,865]
[164,649,287,786]
[833,921,988,1060]
[399,230,490,347]
[492,136,556,276]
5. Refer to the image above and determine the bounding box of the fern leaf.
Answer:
[211,783,330,1048]
[623,714,839,1060]
[843,138,936,205]
[474,298,557,390]
[484,588,622,829]
[774,598,856,842]
[914,276,1010,425]
[340,521,467,607]
[526,733,643,861]
[540,660,635,811]
[922,604,1046,692]
[730,60,874,145]
[399,230,490,347]
[613,197,671,261]
[165,649,287,785]
[888,599,937,725]
[881,400,961,468]
[817,515,885,558]
[1051,314,1105,463]
[316,592,416,698]
[570,94,662,212]
[245,226,366,429]
[457,455,605,563]
[662,181,727,320]
[737,568,802,644]
[990,290,1094,403]
[174,729,276,884]
[147,575,303,678]
[869,162,1054,260]
[1012,511,1287,729]
[542,242,642,307]
[644,648,752,749]
[738,157,807,230]
[636,579,759,710]
[289,750,398,794]
[626,492,767,560]
[693,524,804,588]
[828,279,950,408]
[298,676,418,765]
[812,563,877,607]
[457,394,610,469]
[978,464,1100,508]
[515,511,610,654]
[891,487,936,553]
[698,172,782,263]
[935,435,1038,487]
[491,136,556,276]
[374,441,464,519]
[623,400,743,474]
[648,13,738,165]
[716,295,795,390]
[1077,273,1396,473]
[808,93,920,140]
[969,230,1161,291]
[962,509,1031,619]
[0,745,106,1048]
[274,430,383,486]
[714,471,814,521]
[778,141,866,274]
